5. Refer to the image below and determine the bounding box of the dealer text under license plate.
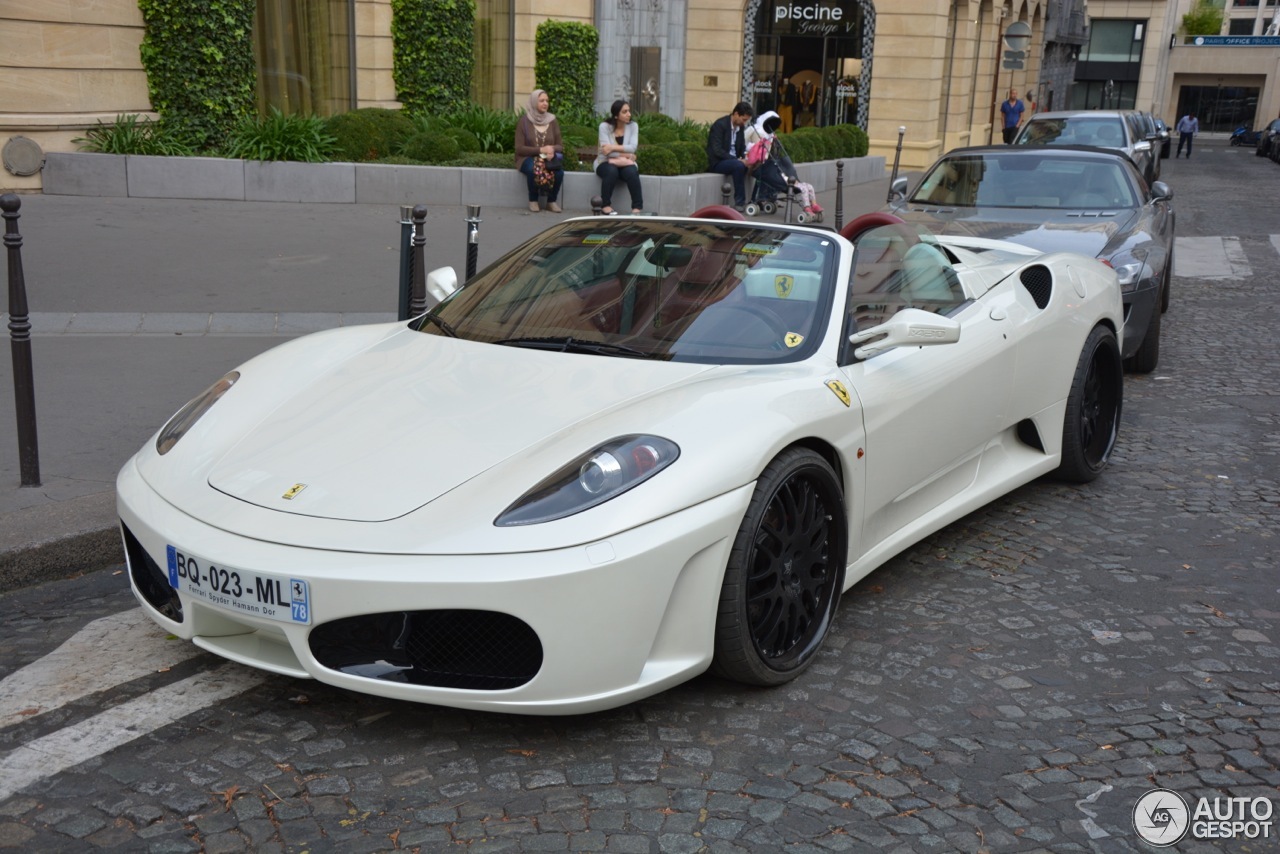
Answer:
[167,545,311,624]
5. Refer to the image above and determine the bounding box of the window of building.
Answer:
[254,0,354,117]
[1071,19,1145,109]
[1228,16,1257,33]
[1176,86,1259,132]
[473,0,513,110]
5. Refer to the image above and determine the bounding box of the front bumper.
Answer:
[117,459,752,715]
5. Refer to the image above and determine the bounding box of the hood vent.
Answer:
[1019,265,1052,310]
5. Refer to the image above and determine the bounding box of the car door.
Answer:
[836,234,1017,554]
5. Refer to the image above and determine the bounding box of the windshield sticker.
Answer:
[582,234,611,245]
[742,244,777,256]
[775,275,795,298]
[785,332,804,348]
[826,380,851,407]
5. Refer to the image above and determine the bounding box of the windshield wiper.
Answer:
[417,312,458,337]
[492,336,652,359]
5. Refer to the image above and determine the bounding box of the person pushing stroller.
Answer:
[744,111,824,222]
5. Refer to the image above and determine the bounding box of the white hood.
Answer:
[206,333,711,522]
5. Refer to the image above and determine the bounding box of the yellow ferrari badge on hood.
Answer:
[282,483,308,500]
[826,380,851,407]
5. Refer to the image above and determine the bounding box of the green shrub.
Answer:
[639,125,677,145]
[392,0,476,113]
[444,126,481,152]
[848,125,869,157]
[560,124,597,149]
[137,0,255,149]
[535,21,598,126]
[793,127,833,160]
[402,131,461,163]
[377,154,428,165]
[667,140,706,175]
[635,145,680,176]
[778,133,815,163]
[224,108,335,162]
[326,108,414,162]
[72,114,195,156]
[638,114,709,145]
[444,152,517,168]
[827,126,858,158]
[437,103,520,152]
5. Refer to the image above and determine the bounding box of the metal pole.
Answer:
[783,178,796,223]
[2,194,40,487]
[464,204,482,282]
[835,160,845,230]
[408,204,428,317]
[591,195,604,216]
[721,181,732,207]
[887,127,906,203]
[397,205,412,321]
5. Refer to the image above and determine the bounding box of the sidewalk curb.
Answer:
[0,492,119,593]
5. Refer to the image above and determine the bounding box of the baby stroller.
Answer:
[743,112,824,223]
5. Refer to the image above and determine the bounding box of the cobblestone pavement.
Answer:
[1,145,1278,852]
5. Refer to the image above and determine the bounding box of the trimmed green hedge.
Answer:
[535,21,598,126]
[392,0,476,113]
[326,108,415,162]
[635,146,680,176]
[137,0,255,149]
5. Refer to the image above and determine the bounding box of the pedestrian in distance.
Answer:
[1176,113,1199,158]
[593,100,644,215]
[1000,89,1025,144]
[707,101,755,211]
[515,89,564,213]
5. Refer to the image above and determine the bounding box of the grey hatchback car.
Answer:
[1013,110,1160,185]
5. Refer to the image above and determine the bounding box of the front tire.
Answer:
[1057,325,1123,483]
[713,448,846,686]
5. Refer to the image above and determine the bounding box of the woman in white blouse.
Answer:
[593,100,644,214]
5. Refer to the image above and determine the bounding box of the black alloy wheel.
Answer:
[713,448,846,686]
[1057,325,1123,483]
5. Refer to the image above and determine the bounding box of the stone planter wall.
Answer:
[42,152,887,216]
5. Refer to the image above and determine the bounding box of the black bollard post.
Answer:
[887,126,906,204]
[591,195,604,216]
[783,178,796,224]
[408,205,428,317]
[464,204,482,282]
[397,205,413,320]
[721,181,732,207]
[2,194,40,487]
[835,160,845,230]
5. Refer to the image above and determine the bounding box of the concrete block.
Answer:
[127,155,245,200]
[245,161,355,203]
[356,163,461,206]
[41,152,128,197]
[460,166,535,208]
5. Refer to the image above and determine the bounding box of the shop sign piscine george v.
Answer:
[771,1,859,36]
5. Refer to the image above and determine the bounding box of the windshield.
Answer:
[1016,116,1127,149]
[420,220,838,364]
[909,153,1139,209]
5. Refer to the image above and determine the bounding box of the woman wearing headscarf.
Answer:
[514,89,565,212]
[593,99,643,214]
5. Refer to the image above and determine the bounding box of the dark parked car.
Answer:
[1150,116,1172,159]
[888,145,1174,372]
[1013,110,1160,185]
[1256,118,1280,160]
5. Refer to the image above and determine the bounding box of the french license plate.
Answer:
[166,545,311,625]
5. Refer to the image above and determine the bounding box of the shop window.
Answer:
[254,0,354,117]
[473,0,513,110]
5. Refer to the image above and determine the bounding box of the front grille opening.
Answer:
[309,610,543,691]
[121,522,183,622]
[1019,265,1052,310]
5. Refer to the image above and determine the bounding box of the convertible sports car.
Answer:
[118,210,1124,715]
[889,145,1173,373]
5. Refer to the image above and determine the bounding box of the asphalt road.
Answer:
[1,144,1278,852]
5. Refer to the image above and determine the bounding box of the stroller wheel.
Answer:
[744,202,760,216]
[762,201,776,215]
[794,212,808,224]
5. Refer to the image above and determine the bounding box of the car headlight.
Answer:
[155,371,239,455]
[495,435,680,526]
[1102,250,1149,294]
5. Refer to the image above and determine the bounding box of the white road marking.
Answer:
[1174,236,1252,279]
[0,663,266,802]
[0,609,204,729]
[1270,234,1280,260]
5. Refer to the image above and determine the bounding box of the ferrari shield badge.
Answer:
[785,332,804,348]
[825,380,851,407]
[774,274,795,298]
[282,483,308,500]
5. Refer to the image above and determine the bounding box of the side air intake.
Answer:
[1019,265,1052,310]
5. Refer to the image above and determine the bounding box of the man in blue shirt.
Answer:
[1000,89,1025,144]
[1176,113,1199,158]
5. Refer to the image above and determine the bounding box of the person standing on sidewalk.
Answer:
[1176,113,1199,158]
[707,101,754,211]
[1000,89,1025,144]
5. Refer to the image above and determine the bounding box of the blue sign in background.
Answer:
[1191,35,1280,46]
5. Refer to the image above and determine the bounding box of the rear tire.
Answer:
[1057,325,1123,483]
[713,448,846,686]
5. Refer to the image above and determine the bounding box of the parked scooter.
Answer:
[1230,124,1261,146]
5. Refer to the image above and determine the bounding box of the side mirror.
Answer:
[1133,140,1152,153]
[425,266,459,307]
[848,308,961,360]
[890,176,909,202]
[1150,181,1173,202]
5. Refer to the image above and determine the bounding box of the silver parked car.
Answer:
[1013,110,1161,185]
